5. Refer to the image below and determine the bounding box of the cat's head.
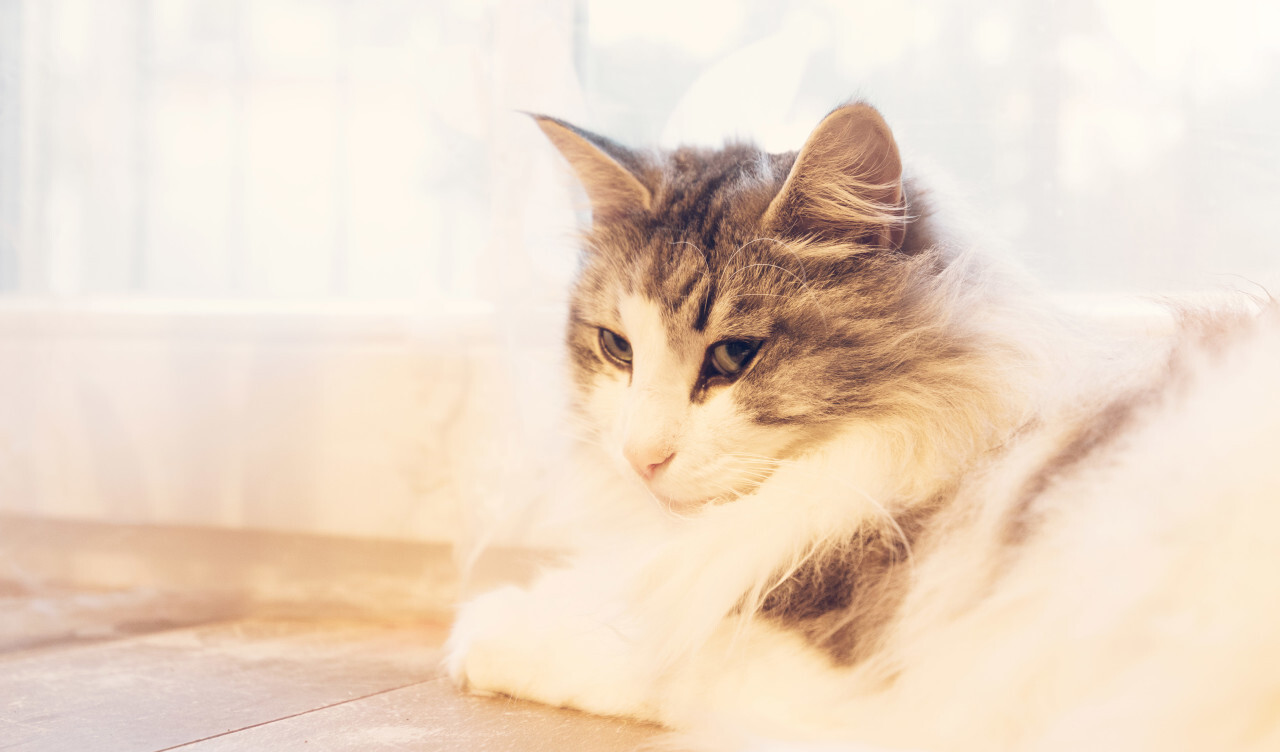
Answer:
[538,104,969,512]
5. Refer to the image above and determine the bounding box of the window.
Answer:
[0,0,580,301]
[1,0,1277,542]
[4,0,1279,301]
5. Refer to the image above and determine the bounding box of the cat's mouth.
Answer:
[636,459,784,514]
[621,451,780,514]
[648,489,711,514]
[645,481,750,515]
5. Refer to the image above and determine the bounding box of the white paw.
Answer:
[443,580,659,720]
[444,584,533,695]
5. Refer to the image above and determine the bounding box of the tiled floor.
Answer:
[0,516,661,751]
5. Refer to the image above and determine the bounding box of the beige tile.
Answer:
[180,676,662,752]
[1,618,445,752]
[1,517,653,751]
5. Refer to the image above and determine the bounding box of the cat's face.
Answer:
[539,106,918,511]
[576,292,797,511]
[568,234,817,511]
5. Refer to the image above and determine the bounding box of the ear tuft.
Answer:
[763,103,906,250]
[531,115,652,225]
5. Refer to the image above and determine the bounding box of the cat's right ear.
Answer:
[530,115,652,224]
[763,103,907,250]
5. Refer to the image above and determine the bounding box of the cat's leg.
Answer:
[444,567,665,721]
[655,615,851,731]
[447,431,903,722]
[448,574,864,734]
[625,432,899,668]
[443,479,848,718]
[651,615,917,746]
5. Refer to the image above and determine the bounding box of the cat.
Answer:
[444,102,1280,751]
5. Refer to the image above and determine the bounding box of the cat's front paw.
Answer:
[443,580,659,720]
[444,584,533,695]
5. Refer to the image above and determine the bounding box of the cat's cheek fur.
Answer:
[661,390,800,502]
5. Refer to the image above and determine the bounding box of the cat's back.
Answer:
[873,302,1280,752]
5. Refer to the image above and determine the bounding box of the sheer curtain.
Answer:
[0,0,585,545]
[1,0,1278,545]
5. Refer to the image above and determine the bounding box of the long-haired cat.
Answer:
[445,102,1280,751]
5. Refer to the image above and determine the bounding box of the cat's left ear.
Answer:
[763,103,907,250]
[531,115,652,225]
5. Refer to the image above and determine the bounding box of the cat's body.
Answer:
[445,103,1280,751]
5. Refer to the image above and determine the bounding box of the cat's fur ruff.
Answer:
[445,103,1280,751]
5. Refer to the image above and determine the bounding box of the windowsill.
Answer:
[0,296,570,544]
[0,296,565,341]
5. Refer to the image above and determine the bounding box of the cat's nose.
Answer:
[624,442,675,479]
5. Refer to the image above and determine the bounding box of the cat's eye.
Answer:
[708,339,761,378]
[599,328,633,366]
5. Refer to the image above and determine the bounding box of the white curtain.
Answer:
[0,0,585,547]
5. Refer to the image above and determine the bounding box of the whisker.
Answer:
[728,261,808,286]
[668,240,711,272]
[722,236,793,277]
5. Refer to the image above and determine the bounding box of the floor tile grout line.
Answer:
[149,676,442,751]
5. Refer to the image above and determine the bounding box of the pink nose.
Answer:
[624,443,674,479]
